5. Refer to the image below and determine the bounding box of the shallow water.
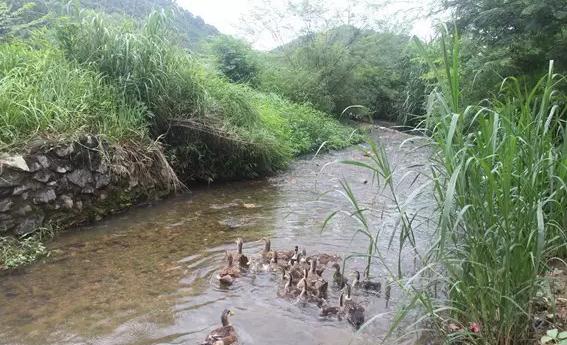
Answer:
[0,127,434,345]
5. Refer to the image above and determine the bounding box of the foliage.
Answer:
[0,234,48,269]
[1,0,218,48]
[208,35,260,86]
[541,329,567,345]
[410,31,567,344]
[0,41,148,151]
[56,12,208,132]
[257,25,414,119]
[441,0,567,101]
[0,0,50,40]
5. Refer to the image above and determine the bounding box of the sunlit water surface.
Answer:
[0,128,434,345]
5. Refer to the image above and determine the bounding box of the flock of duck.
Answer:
[202,238,389,345]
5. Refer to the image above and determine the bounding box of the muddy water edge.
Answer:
[0,127,434,345]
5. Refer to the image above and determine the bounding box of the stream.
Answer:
[0,127,434,345]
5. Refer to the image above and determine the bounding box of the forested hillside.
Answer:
[1,0,218,48]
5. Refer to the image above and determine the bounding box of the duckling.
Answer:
[332,263,348,287]
[352,270,381,292]
[343,284,365,329]
[310,253,341,266]
[217,253,240,285]
[260,238,272,262]
[319,292,344,318]
[311,257,326,277]
[307,260,328,298]
[279,245,299,262]
[201,309,238,345]
[263,251,284,272]
[288,254,309,281]
[297,278,325,307]
[277,270,302,299]
[229,238,249,267]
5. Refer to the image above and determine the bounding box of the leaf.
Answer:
[541,335,553,344]
[559,340,567,345]
[559,332,567,339]
[548,329,559,339]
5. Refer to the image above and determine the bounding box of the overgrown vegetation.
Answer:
[0,232,50,269]
[329,28,567,344]
[0,1,362,267]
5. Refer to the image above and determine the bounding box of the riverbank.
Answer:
[0,124,362,270]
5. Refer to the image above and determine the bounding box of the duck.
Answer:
[201,309,238,345]
[297,278,325,307]
[287,255,309,281]
[309,257,326,277]
[217,253,240,285]
[319,292,344,318]
[306,260,328,298]
[309,253,341,266]
[277,270,302,299]
[264,251,284,272]
[260,238,272,262]
[332,263,348,287]
[343,284,365,329]
[279,245,299,262]
[229,238,249,267]
[352,270,381,292]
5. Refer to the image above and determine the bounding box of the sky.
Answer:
[176,0,438,50]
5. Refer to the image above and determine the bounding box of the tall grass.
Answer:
[0,42,148,150]
[328,29,567,344]
[415,30,567,344]
[56,12,208,131]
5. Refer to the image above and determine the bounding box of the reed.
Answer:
[328,28,567,344]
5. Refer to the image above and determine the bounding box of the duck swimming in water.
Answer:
[277,269,302,299]
[319,292,345,318]
[217,253,240,286]
[297,277,325,307]
[201,309,238,345]
[352,270,381,292]
[332,263,348,287]
[229,238,249,267]
[343,284,365,329]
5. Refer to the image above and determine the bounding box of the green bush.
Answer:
[208,35,259,86]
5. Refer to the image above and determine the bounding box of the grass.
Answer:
[414,31,567,344]
[0,41,148,151]
[0,11,359,178]
[326,28,567,345]
[0,227,54,269]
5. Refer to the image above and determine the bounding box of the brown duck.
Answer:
[201,309,238,345]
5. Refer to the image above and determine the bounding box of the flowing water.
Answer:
[0,127,434,345]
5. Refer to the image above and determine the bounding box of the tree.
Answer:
[0,1,50,40]
[443,0,567,76]
[209,35,259,85]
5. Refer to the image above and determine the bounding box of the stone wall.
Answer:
[0,136,178,237]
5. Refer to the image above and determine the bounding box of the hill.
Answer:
[1,0,219,48]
